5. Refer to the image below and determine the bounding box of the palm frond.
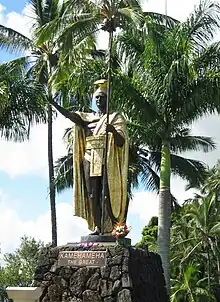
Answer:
[29,0,44,26]
[170,129,216,153]
[0,60,46,141]
[58,14,102,54]
[149,151,208,188]
[180,0,220,52]
[0,25,32,53]
[54,154,73,193]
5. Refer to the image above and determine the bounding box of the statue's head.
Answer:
[93,79,108,113]
[94,91,107,112]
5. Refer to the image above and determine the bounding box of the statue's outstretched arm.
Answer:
[49,99,84,126]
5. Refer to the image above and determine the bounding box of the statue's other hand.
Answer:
[106,123,115,133]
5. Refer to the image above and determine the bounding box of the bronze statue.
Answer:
[50,80,129,235]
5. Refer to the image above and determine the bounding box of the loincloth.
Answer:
[85,135,105,177]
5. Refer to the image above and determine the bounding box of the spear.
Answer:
[100,18,115,235]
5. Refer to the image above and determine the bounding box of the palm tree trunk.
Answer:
[48,102,57,247]
[158,141,171,294]
[207,247,211,291]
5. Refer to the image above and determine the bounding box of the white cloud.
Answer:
[0,190,158,255]
[143,0,201,21]
[4,3,33,38]
[184,114,220,168]
[128,179,197,224]
[0,199,89,255]
[0,180,204,256]
[129,191,159,221]
[0,113,72,178]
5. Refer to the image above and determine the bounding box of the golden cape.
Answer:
[73,112,129,233]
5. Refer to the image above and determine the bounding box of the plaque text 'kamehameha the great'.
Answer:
[58,251,107,267]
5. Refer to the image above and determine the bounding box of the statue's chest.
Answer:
[86,121,99,136]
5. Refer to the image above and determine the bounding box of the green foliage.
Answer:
[0,236,43,301]
[138,161,220,301]
[2,236,44,287]
[136,216,158,252]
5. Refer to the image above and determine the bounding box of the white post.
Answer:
[6,287,42,302]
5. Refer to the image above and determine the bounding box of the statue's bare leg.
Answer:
[83,159,102,234]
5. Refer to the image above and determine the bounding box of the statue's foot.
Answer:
[89,226,100,235]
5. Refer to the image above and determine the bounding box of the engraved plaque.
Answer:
[58,251,106,267]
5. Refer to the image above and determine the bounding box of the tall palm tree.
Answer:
[0,0,63,246]
[115,0,220,291]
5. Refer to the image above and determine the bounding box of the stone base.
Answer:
[35,245,168,302]
[81,235,116,243]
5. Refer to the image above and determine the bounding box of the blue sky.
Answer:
[1,0,220,255]
[0,0,26,12]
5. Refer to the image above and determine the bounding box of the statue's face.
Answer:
[95,92,107,112]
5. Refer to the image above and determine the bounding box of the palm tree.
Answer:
[171,264,216,302]
[186,195,220,289]
[0,0,63,246]
[170,190,220,300]
[0,59,46,140]
[115,0,220,291]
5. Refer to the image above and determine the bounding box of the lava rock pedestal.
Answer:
[35,245,168,302]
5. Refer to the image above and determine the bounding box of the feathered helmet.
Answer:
[93,79,108,97]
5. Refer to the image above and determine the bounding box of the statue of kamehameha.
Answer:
[50,79,129,235]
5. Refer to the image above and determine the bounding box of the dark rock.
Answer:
[82,290,101,302]
[117,289,132,302]
[110,266,121,281]
[81,234,115,243]
[121,273,132,288]
[36,245,168,302]
[112,280,121,294]
[100,266,110,279]
[112,254,123,265]
[100,280,113,297]
[108,246,123,257]
[52,275,68,288]
[70,268,90,297]
[104,298,114,302]
[48,284,62,302]
[43,272,53,281]
[86,272,100,290]
[60,267,74,280]
[35,265,52,281]
[49,247,59,259]
[122,256,129,266]
[50,262,58,273]
[107,254,123,267]
[61,290,70,301]
[41,294,50,302]
[123,249,129,258]
[41,280,52,287]
[67,297,82,302]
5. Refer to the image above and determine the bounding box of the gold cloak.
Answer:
[73,112,129,233]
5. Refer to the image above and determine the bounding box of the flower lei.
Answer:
[112,222,131,239]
